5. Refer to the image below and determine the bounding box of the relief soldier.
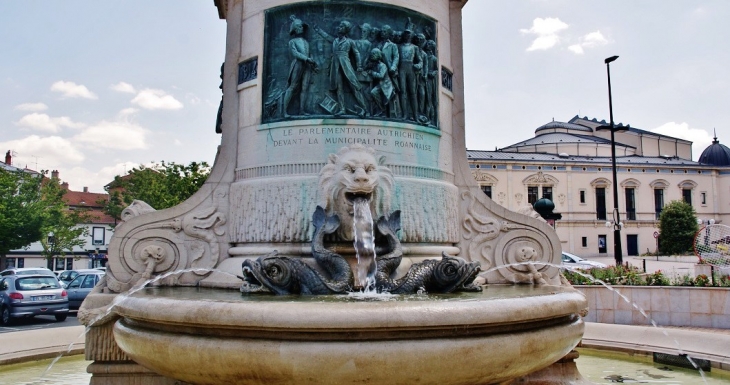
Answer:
[283,16,318,118]
[397,25,422,122]
[376,25,401,118]
[424,40,439,125]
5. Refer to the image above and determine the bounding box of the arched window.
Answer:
[590,178,611,220]
[522,171,558,204]
[472,170,498,199]
[621,179,640,220]
[678,180,698,206]
[650,180,669,219]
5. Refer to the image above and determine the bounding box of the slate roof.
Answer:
[535,121,593,133]
[502,132,634,149]
[569,115,693,144]
[466,150,701,167]
[698,137,730,166]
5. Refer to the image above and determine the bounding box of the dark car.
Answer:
[0,274,69,325]
[57,269,102,288]
[0,267,56,277]
[66,270,105,310]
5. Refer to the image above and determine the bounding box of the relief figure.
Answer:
[283,16,319,118]
[314,21,369,116]
[365,48,394,117]
[397,25,422,122]
[424,40,438,126]
[376,25,401,119]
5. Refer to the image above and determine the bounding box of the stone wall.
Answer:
[577,286,730,329]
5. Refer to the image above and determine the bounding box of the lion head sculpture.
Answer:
[318,144,394,241]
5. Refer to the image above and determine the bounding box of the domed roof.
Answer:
[699,133,730,166]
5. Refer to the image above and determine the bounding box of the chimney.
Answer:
[61,182,69,190]
[83,187,88,193]
[51,170,59,179]
[4,151,10,165]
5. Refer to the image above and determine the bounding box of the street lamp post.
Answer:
[599,55,625,266]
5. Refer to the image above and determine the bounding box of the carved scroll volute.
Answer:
[104,195,228,293]
[459,188,561,285]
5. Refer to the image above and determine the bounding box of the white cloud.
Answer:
[14,102,48,112]
[62,161,139,193]
[14,113,85,133]
[110,82,136,94]
[650,122,713,160]
[569,31,609,55]
[51,81,98,99]
[118,108,139,118]
[73,120,150,150]
[173,139,183,146]
[0,135,85,168]
[131,89,183,110]
[520,17,569,51]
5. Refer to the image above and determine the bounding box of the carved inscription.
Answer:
[269,126,434,152]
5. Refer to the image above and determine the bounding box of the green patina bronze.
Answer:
[263,1,439,128]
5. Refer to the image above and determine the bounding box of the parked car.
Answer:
[0,274,69,325]
[561,252,608,270]
[66,270,105,310]
[57,269,101,288]
[0,267,56,277]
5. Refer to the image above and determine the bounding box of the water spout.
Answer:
[352,197,376,291]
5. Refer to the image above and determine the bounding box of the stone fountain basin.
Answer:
[112,286,587,385]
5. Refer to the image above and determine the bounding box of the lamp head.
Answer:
[604,55,619,64]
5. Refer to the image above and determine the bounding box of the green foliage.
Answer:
[694,274,711,287]
[718,275,730,287]
[97,190,124,225]
[38,175,89,262]
[657,200,699,255]
[672,273,696,286]
[562,265,643,285]
[105,161,210,211]
[645,270,670,286]
[0,169,45,268]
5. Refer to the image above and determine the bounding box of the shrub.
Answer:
[694,274,711,287]
[672,273,695,286]
[645,270,670,286]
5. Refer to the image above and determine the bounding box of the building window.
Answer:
[625,188,636,220]
[701,192,707,205]
[654,188,664,219]
[481,185,492,199]
[92,227,105,246]
[542,186,553,201]
[581,237,587,248]
[527,186,539,205]
[579,190,586,204]
[596,187,607,220]
[682,188,692,206]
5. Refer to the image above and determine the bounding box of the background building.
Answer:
[1,157,114,271]
[468,115,730,258]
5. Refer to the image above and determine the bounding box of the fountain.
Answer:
[78,1,589,384]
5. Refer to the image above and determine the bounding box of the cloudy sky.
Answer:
[1,1,727,192]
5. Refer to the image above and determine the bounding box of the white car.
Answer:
[561,252,607,270]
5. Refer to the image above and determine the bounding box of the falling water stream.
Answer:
[352,197,377,292]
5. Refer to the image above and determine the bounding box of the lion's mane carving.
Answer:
[318,144,394,241]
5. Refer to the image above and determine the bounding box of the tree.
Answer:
[39,175,89,269]
[104,161,210,211]
[98,190,124,226]
[0,169,45,270]
[658,200,699,255]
